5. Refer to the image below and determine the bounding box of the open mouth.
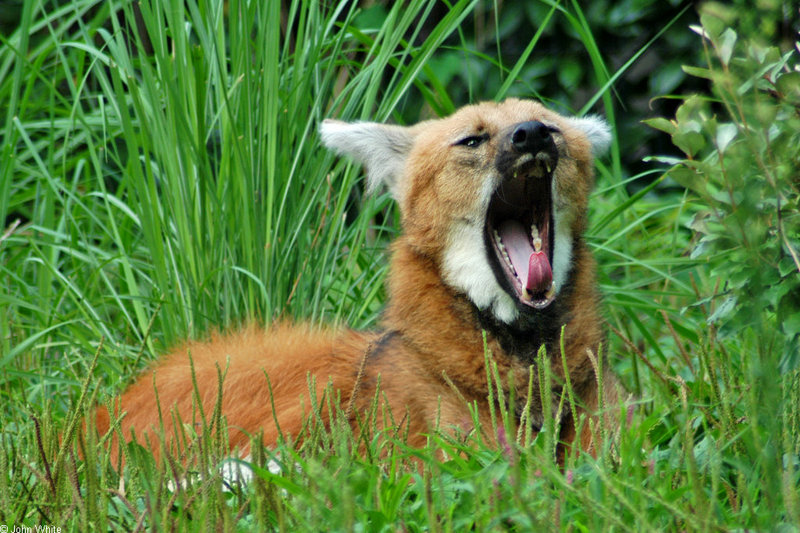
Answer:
[486,162,556,310]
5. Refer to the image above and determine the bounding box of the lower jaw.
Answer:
[519,285,556,309]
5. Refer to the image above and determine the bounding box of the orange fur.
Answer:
[93,99,621,464]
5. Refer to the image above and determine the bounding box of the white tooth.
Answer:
[493,229,517,273]
[531,224,542,251]
[496,236,508,255]
[522,288,531,301]
[500,245,512,267]
[546,162,552,173]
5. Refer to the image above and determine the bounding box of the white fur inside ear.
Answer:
[319,119,413,197]
[567,115,612,157]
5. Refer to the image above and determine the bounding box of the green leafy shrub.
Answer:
[648,7,800,370]
[642,4,800,527]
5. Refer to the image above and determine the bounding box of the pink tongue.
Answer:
[527,251,552,293]
[498,220,553,294]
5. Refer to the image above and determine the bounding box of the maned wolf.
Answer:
[94,98,620,462]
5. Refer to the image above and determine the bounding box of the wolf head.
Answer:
[320,99,611,325]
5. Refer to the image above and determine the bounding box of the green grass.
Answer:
[1,0,798,530]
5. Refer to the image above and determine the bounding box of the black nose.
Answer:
[510,121,553,154]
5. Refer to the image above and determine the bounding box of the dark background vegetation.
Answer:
[326,0,793,182]
[2,0,796,228]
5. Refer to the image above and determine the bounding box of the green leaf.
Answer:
[690,238,713,259]
[698,13,725,40]
[682,65,715,80]
[669,165,702,191]
[776,71,800,104]
[707,295,737,326]
[780,311,800,339]
[779,256,800,277]
[687,212,710,234]
[717,28,737,66]
[715,123,737,153]
[643,117,677,135]
[675,95,705,123]
[672,130,705,158]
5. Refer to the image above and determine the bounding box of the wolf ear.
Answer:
[319,119,414,197]
[566,115,612,157]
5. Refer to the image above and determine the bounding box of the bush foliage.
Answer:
[651,7,800,367]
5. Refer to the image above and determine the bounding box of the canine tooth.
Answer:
[530,224,543,252]
[545,283,556,299]
[546,161,552,173]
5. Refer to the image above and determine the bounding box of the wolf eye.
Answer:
[455,134,489,148]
